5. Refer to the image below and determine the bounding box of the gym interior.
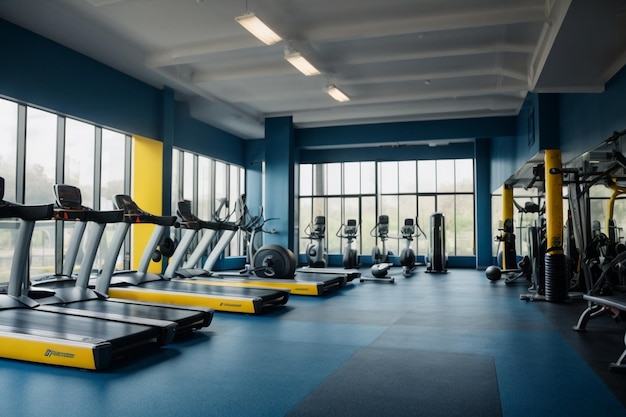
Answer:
[1,1,626,416]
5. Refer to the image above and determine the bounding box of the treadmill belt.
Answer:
[138,279,289,301]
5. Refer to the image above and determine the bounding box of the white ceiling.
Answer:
[1,0,625,140]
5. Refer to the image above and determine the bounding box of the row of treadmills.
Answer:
[0,178,358,370]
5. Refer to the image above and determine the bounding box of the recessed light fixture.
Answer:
[235,12,282,45]
[324,85,350,102]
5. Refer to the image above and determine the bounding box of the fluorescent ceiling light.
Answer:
[324,85,350,102]
[284,51,321,76]
[235,12,282,45]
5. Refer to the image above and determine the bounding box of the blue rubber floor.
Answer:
[1,268,625,417]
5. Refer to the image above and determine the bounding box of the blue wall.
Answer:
[558,66,626,163]
[0,19,245,167]
[297,117,516,150]
[0,19,161,139]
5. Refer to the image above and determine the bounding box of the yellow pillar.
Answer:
[501,184,514,269]
[544,149,567,302]
[544,150,563,254]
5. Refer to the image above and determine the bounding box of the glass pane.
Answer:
[183,152,194,202]
[229,164,242,256]
[343,162,360,195]
[380,161,398,194]
[327,197,342,254]
[399,195,417,227]
[30,220,55,280]
[101,129,127,209]
[215,161,227,203]
[380,195,399,255]
[25,107,57,280]
[299,164,312,196]
[171,149,181,215]
[327,163,342,195]
[0,98,18,202]
[418,160,436,193]
[398,160,416,194]
[360,196,376,254]
[455,159,474,192]
[344,197,360,257]
[65,118,95,206]
[313,164,325,196]
[589,184,612,198]
[456,194,475,255]
[437,195,455,255]
[299,197,312,253]
[418,196,436,258]
[361,161,376,194]
[612,196,626,242]
[25,107,56,204]
[589,199,606,234]
[436,160,455,193]
[398,195,417,256]
[0,220,18,284]
[97,129,127,272]
[197,156,211,220]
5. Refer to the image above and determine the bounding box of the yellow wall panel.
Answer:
[132,135,163,273]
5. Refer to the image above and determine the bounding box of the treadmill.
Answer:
[0,177,165,370]
[95,195,289,314]
[32,185,213,341]
[163,200,346,296]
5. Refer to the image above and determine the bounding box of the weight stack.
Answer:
[544,252,567,302]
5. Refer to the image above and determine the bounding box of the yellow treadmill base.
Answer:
[108,287,259,314]
[174,277,324,296]
[0,331,108,370]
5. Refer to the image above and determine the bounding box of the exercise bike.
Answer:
[302,216,327,268]
[336,219,359,269]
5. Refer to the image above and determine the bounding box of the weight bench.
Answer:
[573,251,626,371]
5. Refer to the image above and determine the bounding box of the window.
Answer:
[171,148,246,258]
[298,159,475,258]
[0,98,18,282]
[0,98,132,282]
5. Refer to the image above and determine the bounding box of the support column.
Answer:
[501,184,516,270]
[544,149,567,302]
[263,117,295,250]
[474,137,492,269]
[161,87,175,216]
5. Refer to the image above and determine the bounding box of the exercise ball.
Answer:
[485,265,502,281]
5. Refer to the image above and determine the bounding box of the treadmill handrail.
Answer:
[6,202,54,221]
[114,194,177,226]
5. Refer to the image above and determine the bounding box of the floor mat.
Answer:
[286,347,502,417]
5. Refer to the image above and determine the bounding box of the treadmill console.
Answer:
[177,200,199,222]
[54,184,83,209]
[114,194,142,215]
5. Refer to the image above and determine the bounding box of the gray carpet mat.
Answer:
[286,347,502,417]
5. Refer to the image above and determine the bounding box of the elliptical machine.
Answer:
[370,215,390,263]
[336,219,359,269]
[367,215,395,282]
[303,216,327,268]
[399,218,424,276]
